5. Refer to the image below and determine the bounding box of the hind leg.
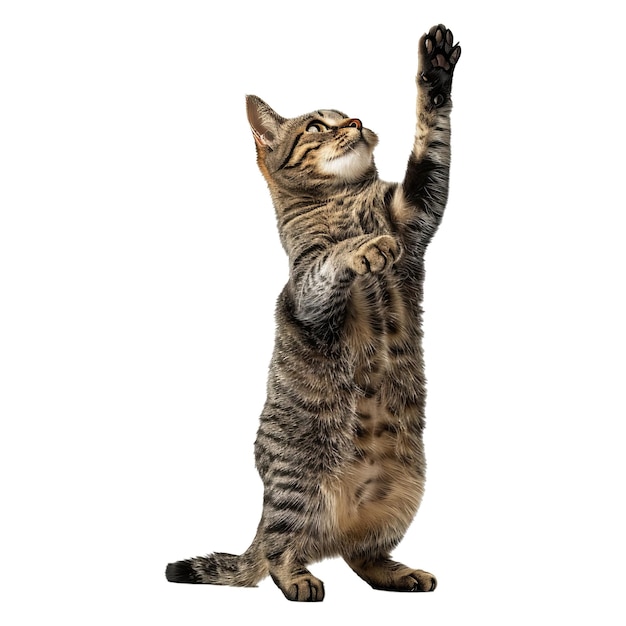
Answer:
[345,554,436,592]
[270,565,325,602]
[256,468,327,600]
[264,544,325,602]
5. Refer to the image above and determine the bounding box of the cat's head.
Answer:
[246,95,379,195]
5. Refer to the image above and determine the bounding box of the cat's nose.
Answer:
[342,118,362,130]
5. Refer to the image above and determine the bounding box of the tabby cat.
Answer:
[166,24,461,601]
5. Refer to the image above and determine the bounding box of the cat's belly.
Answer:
[322,395,425,547]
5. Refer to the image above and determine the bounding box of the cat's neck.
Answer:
[272,175,387,260]
[271,174,380,214]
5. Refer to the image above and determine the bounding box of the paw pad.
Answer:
[422,25,461,69]
[419,24,461,107]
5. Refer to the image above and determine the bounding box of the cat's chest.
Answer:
[326,193,389,240]
[345,275,411,392]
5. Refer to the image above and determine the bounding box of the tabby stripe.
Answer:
[277,133,304,170]
[402,155,443,206]
[388,343,410,357]
[280,202,329,229]
[291,243,328,270]
[382,185,395,210]
[265,517,305,535]
[375,422,400,435]
[265,494,307,514]
[268,467,304,480]
[429,139,447,150]
[282,144,322,169]
[265,519,293,534]
[369,313,384,335]
[272,379,339,414]
[266,551,284,564]
[358,208,373,232]
[256,429,285,446]
[273,479,304,492]
[364,287,380,307]
[255,441,291,467]
[379,278,392,306]
[387,318,399,335]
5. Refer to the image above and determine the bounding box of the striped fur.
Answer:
[166,24,461,602]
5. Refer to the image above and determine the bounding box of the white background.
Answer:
[2,1,625,624]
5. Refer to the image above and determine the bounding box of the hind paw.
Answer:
[405,569,437,592]
[368,569,437,593]
[418,24,461,107]
[346,555,437,593]
[272,572,325,602]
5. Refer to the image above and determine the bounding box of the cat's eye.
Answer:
[306,122,328,133]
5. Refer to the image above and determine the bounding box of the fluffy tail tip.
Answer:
[166,559,200,584]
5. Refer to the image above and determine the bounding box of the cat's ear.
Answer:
[246,95,285,150]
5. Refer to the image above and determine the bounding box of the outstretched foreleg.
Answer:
[398,24,461,246]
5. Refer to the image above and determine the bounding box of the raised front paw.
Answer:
[350,235,400,276]
[418,24,461,107]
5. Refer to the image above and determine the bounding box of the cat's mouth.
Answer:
[320,138,373,182]
[329,135,367,160]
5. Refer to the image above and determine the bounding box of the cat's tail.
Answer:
[165,535,268,587]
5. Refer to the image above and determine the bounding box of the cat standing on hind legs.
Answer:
[166,24,461,602]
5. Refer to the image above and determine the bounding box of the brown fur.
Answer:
[166,24,461,601]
